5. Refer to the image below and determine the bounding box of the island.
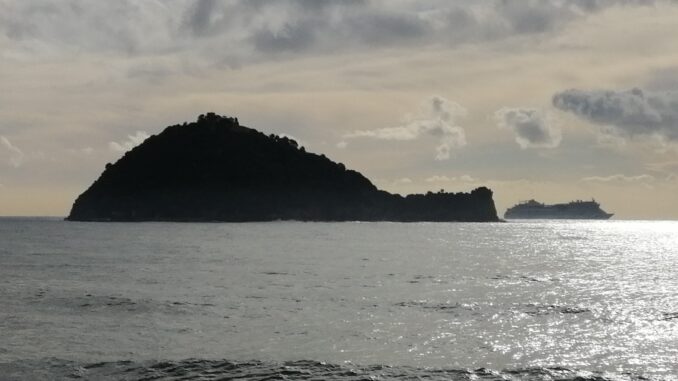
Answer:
[67,113,499,222]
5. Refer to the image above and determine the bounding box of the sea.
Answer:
[0,218,677,380]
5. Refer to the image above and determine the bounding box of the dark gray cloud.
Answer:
[495,108,561,149]
[553,88,678,142]
[1,0,668,63]
[251,21,318,54]
[186,0,218,36]
[345,11,430,47]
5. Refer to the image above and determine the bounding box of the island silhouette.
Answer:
[67,113,499,222]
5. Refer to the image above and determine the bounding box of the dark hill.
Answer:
[67,113,499,222]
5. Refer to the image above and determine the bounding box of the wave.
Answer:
[395,300,590,317]
[0,358,651,381]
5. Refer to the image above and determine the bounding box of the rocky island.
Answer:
[67,113,499,222]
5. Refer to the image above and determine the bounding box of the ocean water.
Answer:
[0,218,677,380]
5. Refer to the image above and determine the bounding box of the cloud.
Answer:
[177,1,676,60]
[108,131,150,153]
[345,96,467,160]
[425,175,452,183]
[495,107,561,149]
[425,174,477,183]
[0,1,171,55]
[185,0,218,37]
[581,174,655,183]
[552,87,678,143]
[394,177,412,184]
[458,174,477,182]
[0,136,24,167]
[336,141,348,149]
[0,1,662,65]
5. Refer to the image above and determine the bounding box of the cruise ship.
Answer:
[504,199,613,220]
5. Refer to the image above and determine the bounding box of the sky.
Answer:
[2,0,678,219]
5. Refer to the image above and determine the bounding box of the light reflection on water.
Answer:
[0,219,677,379]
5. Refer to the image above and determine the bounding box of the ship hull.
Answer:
[504,213,613,220]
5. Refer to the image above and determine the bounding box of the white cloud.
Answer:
[458,174,477,182]
[108,131,150,153]
[495,107,561,149]
[394,177,413,184]
[425,174,477,183]
[425,175,452,183]
[345,96,467,160]
[336,141,348,149]
[581,174,655,183]
[0,136,24,167]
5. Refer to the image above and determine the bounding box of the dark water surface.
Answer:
[1,218,677,380]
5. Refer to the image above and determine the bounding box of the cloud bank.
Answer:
[553,88,678,143]
[495,108,561,149]
[345,96,467,160]
[0,0,660,65]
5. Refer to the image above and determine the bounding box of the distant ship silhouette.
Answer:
[504,199,613,220]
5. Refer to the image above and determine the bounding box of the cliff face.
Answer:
[67,113,499,222]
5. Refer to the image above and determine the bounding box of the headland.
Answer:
[67,113,499,222]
